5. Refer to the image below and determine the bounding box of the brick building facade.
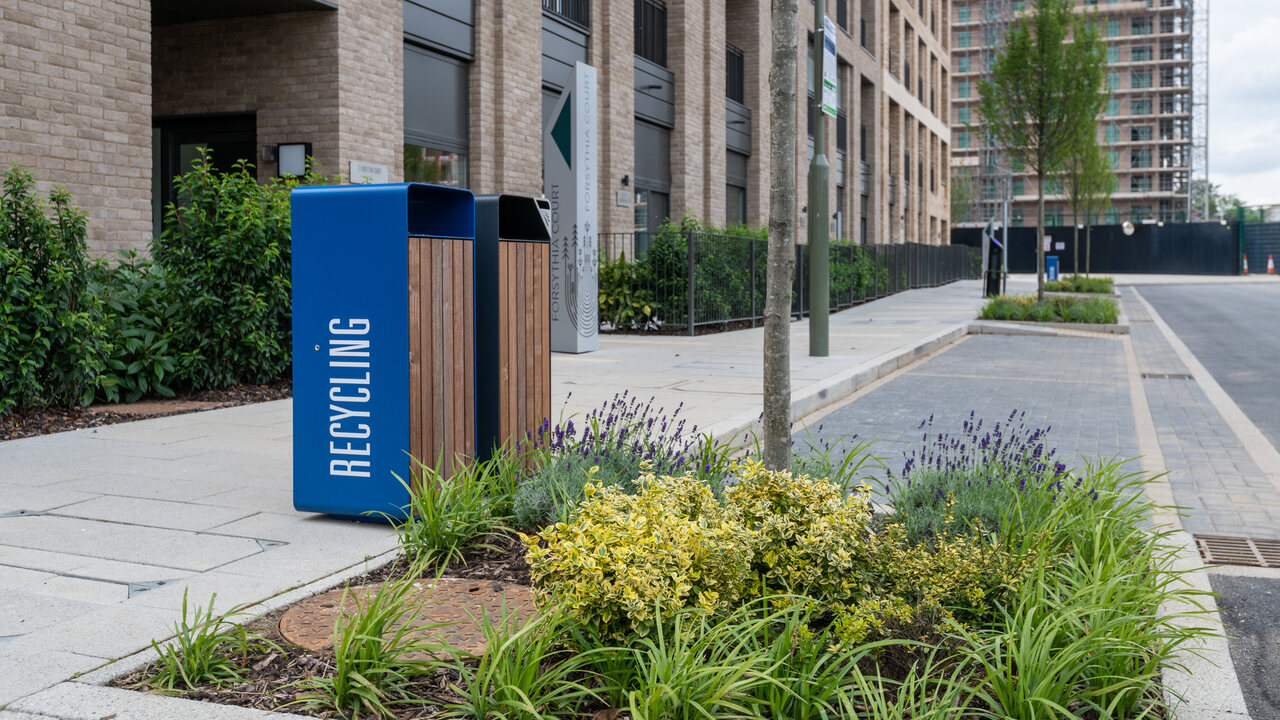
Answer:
[1,0,951,255]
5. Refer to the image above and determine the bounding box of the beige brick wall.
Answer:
[336,0,403,183]
[469,0,542,197]
[593,0,638,236]
[726,0,771,229]
[153,12,342,181]
[1,0,151,256]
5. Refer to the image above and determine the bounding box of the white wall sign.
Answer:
[543,62,599,353]
[821,16,838,117]
[349,161,389,184]
[1044,234,1052,252]
[1054,241,1065,251]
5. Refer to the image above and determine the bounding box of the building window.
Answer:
[1131,98,1151,115]
[1108,149,1119,168]
[635,0,667,66]
[1132,45,1152,61]
[958,106,970,124]
[1012,177,1025,196]
[1132,70,1151,89]
[1106,97,1119,116]
[726,44,745,103]
[1107,71,1119,90]
[1044,177,1062,196]
[1131,125,1152,141]
[1104,124,1118,143]
[1132,18,1151,35]
[957,30,970,48]
[404,44,469,187]
[958,4,970,22]
[1132,149,1151,167]
[860,123,868,161]
[1107,45,1119,63]
[542,0,589,28]
[984,27,996,46]
[957,55,970,72]
[957,130,969,148]
[1106,18,1119,37]
[837,0,849,30]
[726,184,747,225]
[957,80,969,98]
[1131,175,1151,192]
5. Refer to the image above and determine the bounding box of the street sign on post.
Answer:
[809,9,832,357]
[821,16,838,117]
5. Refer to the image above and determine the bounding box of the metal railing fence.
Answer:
[598,231,981,335]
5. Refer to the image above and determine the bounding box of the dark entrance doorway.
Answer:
[153,113,257,237]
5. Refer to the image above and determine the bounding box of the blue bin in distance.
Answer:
[1046,256,1060,281]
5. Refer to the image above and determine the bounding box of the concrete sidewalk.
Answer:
[0,275,1259,718]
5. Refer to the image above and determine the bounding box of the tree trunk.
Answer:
[763,0,798,471]
[1036,174,1045,302]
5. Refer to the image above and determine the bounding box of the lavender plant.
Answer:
[887,411,1088,544]
[513,391,728,530]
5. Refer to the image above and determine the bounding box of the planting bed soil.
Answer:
[110,533,532,719]
[0,378,293,441]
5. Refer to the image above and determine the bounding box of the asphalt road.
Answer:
[1139,282,1280,449]
[1210,574,1280,720]
[1138,281,1280,720]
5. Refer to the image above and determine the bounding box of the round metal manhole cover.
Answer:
[279,577,537,657]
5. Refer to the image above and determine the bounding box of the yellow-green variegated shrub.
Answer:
[523,472,754,639]
[523,463,1028,641]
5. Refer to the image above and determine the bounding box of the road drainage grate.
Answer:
[1141,372,1194,380]
[1195,534,1280,568]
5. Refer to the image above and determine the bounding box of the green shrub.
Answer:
[980,294,1118,324]
[0,168,110,414]
[1044,274,1113,293]
[90,252,180,403]
[524,472,756,640]
[598,253,658,330]
[152,150,308,390]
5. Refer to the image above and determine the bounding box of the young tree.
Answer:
[978,0,1107,300]
[1063,133,1112,278]
[1079,142,1114,276]
[763,0,798,470]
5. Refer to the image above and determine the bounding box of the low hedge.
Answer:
[981,294,1119,324]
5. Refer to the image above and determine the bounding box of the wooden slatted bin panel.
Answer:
[408,236,474,479]
[499,240,551,447]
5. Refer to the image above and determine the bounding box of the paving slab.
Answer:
[0,515,264,572]
[9,683,314,719]
[0,647,103,708]
[50,496,257,533]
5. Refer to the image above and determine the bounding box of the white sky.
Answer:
[1208,1,1280,205]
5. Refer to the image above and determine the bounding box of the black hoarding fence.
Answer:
[1239,214,1280,275]
[951,222,1237,276]
[599,231,981,335]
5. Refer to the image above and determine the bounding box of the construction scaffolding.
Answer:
[1189,0,1208,219]
[950,0,1201,228]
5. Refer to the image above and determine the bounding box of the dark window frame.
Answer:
[634,0,668,67]
[726,44,745,104]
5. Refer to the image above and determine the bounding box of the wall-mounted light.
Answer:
[621,174,630,187]
[277,142,312,178]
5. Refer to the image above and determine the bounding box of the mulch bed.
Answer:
[0,379,293,441]
[109,534,533,719]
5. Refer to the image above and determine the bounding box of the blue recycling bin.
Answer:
[1046,256,1060,282]
[291,183,474,518]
